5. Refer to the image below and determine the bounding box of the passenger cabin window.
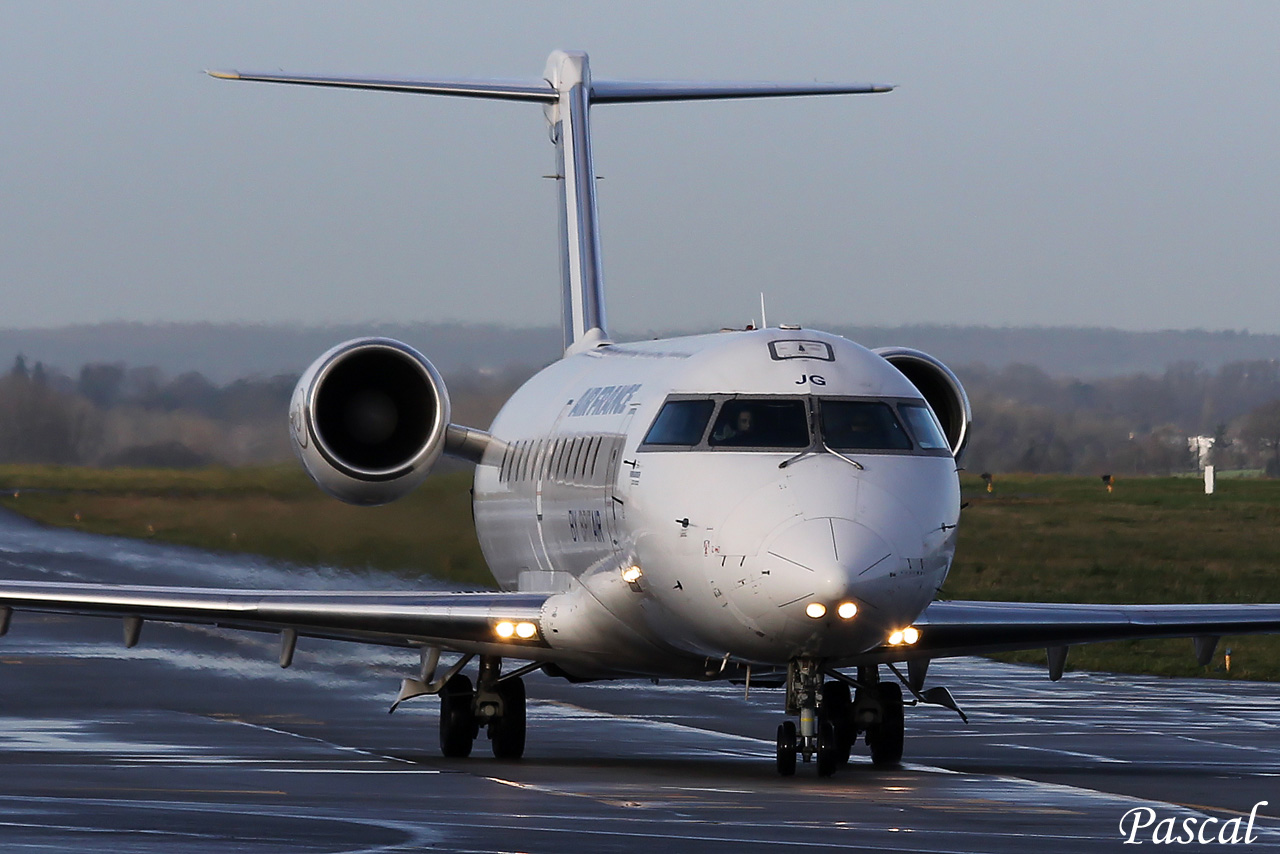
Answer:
[644,399,715,446]
[820,400,912,451]
[709,399,809,449]
[900,403,950,451]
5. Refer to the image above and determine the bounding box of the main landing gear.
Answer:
[775,658,904,776]
[438,655,527,760]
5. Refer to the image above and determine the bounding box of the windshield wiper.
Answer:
[778,441,864,471]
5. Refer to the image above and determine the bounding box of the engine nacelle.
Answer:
[873,347,971,458]
[290,338,451,506]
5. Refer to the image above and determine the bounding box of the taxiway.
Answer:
[0,510,1275,852]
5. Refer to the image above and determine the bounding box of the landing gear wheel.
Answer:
[439,673,478,758]
[816,719,839,777]
[775,720,797,777]
[867,681,904,767]
[489,676,527,760]
[821,681,854,767]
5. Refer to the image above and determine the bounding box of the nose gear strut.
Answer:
[777,659,905,776]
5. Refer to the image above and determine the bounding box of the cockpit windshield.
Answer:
[899,403,950,450]
[709,399,810,448]
[641,394,952,456]
[643,399,715,446]
[819,400,911,451]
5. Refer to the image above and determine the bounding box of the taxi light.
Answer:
[903,626,920,645]
[837,601,858,620]
[515,621,537,639]
[495,621,516,639]
[887,630,905,646]
[805,602,827,619]
[622,565,643,583]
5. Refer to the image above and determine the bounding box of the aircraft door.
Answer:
[534,399,578,574]
[606,402,640,555]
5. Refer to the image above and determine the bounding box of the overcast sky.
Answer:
[1,2,1278,335]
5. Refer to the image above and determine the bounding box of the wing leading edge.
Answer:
[0,580,548,658]
[851,599,1280,665]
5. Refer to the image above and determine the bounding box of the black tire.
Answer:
[816,719,839,777]
[867,682,904,767]
[775,721,797,777]
[821,681,854,766]
[490,676,527,760]
[439,674,477,758]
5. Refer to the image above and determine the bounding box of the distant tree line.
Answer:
[959,360,1280,476]
[0,356,532,469]
[4,352,1280,476]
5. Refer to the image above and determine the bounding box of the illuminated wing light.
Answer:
[887,626,921,646]
[805,602,827,619]
[837,601,858,620]
[621,565,643,583]
[494,620,539,641]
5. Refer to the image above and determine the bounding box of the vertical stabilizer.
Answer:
[544,51,609,353]
[208,55,892,358]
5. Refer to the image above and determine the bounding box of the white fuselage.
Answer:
[473,328,960,679]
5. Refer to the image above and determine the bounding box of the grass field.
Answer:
[2,465,1279,680]
[947,473,1280,680]
[0,464,491,588]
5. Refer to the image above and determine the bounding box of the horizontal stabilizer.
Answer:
[589,80,894,103]
[206,70,558,102]
[206,71,893,105]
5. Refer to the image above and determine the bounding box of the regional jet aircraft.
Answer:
[3,51,1280,776]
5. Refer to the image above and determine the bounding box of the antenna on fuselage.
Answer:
[207,54,892,356]
[760,292,769,329]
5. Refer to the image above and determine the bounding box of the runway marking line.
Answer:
[78,786,288,796]
[989,742,1128,764]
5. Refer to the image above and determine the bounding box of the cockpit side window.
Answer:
[709,399,810,449]
[900,402,950,451]
[820,400,912,451]
[643,399,715,446]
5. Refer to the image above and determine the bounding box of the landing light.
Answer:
[837,602,858,620]
[887,626,921,646]
[621,565,643,583]
[805,602,827,619]
[494,620,538,641]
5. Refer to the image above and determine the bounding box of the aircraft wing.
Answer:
[864,599,1280,663]
[0,580,549,659]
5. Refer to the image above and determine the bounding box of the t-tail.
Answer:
[208,51,893,355]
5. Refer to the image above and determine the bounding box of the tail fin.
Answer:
[209,52,893,355]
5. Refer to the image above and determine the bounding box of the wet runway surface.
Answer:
[0,509,1277,852]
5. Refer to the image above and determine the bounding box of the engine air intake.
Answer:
[314,348,437,473]
[291,338,451,505]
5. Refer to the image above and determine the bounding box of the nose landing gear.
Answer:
[775,659,905,776]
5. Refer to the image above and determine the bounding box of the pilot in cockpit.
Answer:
[713,408,755,444]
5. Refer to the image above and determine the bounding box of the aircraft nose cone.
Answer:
[764,516,894,605]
